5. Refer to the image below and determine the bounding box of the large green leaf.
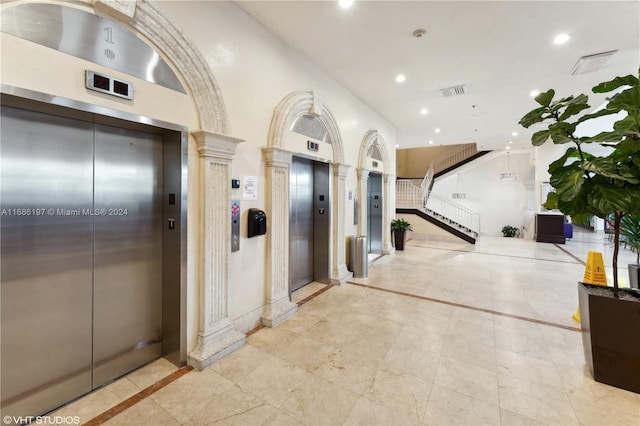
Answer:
[519,106,547,128]
[532,130,550,146]
[559,102,590,121]
[607,86,640,114]
[591,184,634,214]
[592,73,639,93]
[576,108,618,124]
[535,89,555,107]
[556,189,590,217]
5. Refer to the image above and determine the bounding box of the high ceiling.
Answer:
[236,0,640,151]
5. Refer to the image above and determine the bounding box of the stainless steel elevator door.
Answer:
[368,173,383,253]
[92,123,163,387]
[290,158,314,292]
[0,106,94,418]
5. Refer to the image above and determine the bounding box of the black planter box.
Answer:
[393,230,406,250]
[578,282,640,394]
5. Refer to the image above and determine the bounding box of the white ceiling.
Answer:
[235,0,640,152]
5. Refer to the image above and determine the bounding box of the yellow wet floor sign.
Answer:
[573,251,608,323]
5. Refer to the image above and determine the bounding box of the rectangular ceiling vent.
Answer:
[571,50,617,75]
[440,84,467,97]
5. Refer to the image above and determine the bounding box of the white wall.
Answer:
[431,150,534,237]
[155,1,396,334]
[2,0,397,354]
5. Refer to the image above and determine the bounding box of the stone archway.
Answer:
[357,130,395,254]
[89,0,245,369]
[262,91,352,327]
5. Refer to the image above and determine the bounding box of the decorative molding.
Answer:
[189,130,245,369]
[332,163,353,284]
[267,90,344,164]
[356,168,370,236]
[113,0,230,134]
[92,0,137,21]
[265,91,350,313]
[383,173,396,254]
[358,130,394,254]
[261,147,297,327]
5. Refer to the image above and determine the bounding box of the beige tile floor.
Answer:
[53,228,640,425]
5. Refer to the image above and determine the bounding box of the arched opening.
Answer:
[262,91,351,327]
[357,130,394,255]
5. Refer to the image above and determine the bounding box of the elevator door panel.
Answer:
[368,173,383,253]
[290,158,314,291]
[92,124,164,387]
[0,106,94,417]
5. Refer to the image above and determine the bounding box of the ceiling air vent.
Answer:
[440,84,467,97]
[571,50,617,75]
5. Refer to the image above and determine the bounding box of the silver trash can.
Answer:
[351,235,368,278]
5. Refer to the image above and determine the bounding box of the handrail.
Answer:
[424,189,480,234]
[395,179,481,235]
[432,143,477,175]
[421,163,435,193]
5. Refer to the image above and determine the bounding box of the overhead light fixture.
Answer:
[434,128,441,133]
[395,144,399,148]
[338,0,354,9]
[512,132,518,136]
[395,74,406,83]
[420,108,428,115]
[428,140,433,145]
[553,33,571,45]
[530,90,540,97]
[509,140,513,144]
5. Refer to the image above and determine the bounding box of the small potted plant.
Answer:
[390,218,412,250]
[519,67,640,394]
[501,225,520,238]
[620,213,640,289]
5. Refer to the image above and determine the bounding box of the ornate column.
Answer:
[356,168,370,236]
[189,130,245,370]
[383,173,396,254]
[261,147,298,327]
[332,163,353,284]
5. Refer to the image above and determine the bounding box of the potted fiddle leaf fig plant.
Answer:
[391,218,412,250]
[519,67,640,394]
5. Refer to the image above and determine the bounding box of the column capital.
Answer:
[332,162,350,178]
[192,130,244,160]
[356,168,370,181]
[263,147,293,168]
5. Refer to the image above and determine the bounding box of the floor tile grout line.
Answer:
[81,365,193,426]
[347,281,582,333]
[406,242,584,265]
[553,243,587,266]
[296,283,335,307]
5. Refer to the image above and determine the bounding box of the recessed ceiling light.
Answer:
[512,132,518,136]
[338,0,354,9]
[395,74,406,83]
[428,140,433,145]
[530,90,540,97]
[420,108,428,115]
[434,128,441,133]
[553,33,571,45]
[395,144,399,148]
[506,146,511,150]
[509,141,513,144]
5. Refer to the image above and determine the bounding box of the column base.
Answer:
[261,295,298,327]
[188,319,245,370]
[331,263,353,284]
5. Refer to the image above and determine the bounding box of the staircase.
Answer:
[396,145,484,244]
